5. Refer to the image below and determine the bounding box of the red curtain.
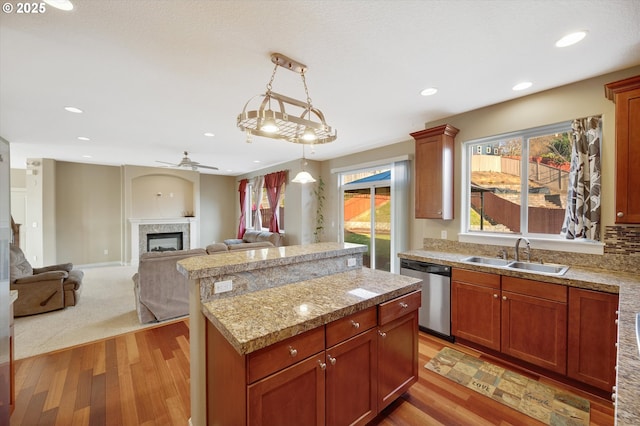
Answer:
[263,171,287,233]
[237,179,248,238]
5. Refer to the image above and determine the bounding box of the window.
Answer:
[463,121,577,238]
[245,182,285,231]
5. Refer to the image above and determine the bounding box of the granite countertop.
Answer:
[178,242,367,279]
[201,267,421,355]
[399,248,640,426]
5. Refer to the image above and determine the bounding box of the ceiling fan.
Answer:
[156,151,219,171]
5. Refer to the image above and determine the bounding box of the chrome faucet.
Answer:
[514,237,531,262]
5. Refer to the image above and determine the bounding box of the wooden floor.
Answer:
[11,319,614,426]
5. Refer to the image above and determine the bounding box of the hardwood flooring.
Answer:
[11,320,614,426]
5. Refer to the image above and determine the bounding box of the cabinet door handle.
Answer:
[351,320,360,329]
[328,355,337,365]
[378,330,387,338]
[318,360,327,370]
[493,294,498,299]
[502,296,507,301]
[288,346,298,357]
[399,302,409,309]
[617,211,624,217]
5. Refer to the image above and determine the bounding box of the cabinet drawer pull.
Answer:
[399,302,409,309]
[502,296,507,301]
[351,320,360,329]
[318,360,326,370]
[288,346,298,357]
[378,330,387,338]
[617,211,624,217]
[328,355,337,365]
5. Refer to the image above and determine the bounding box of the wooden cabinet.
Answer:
[206,292,420,426]
[501,277,567,374]
[411,124,459,219]
[377,290,420,411]
[567,288,619,391]
[326,328,377,426]
[248,353,326,426]
[605,75,640,223]
[452,270,567,373]
[451,269,501,351]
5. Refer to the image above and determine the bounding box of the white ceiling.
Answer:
[2,0,639,175]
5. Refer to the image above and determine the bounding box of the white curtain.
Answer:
[251,175,264,231]
[561,115,602,240]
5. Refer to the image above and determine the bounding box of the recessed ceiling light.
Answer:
[420,87,438,96]
[82,155,92,159]
[204,132,215,137]
[253,160,261,163]
[226,169,233,172]
[64,106,83,113]
[78,136,90,141]
[512,81,533,91]
[43,0,74,11]
[555,31,587,48]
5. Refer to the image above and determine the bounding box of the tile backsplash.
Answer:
[604,225,640,255]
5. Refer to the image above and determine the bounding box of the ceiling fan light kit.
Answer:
[237,53,336,183]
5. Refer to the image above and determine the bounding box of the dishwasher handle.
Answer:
[400,259,450,276]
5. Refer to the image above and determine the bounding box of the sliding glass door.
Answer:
[342,170,392,271]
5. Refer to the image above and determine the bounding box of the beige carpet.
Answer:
[13,264,173,359]
[426,347,590,426]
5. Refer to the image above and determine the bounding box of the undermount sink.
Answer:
[506,261,569,276]
[461,256,511,267]
[461,256,570,276]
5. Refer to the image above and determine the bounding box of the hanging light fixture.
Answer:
[237,53,337,145]
[291,144,316,184]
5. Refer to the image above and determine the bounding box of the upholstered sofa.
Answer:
[133,248,207,324]
[133,241,278,323]
[9,244,84,317]
[223,230,284,249]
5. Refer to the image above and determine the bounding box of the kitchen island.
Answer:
[178,242,422,426]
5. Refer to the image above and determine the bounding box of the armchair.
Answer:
[9,244,84,317]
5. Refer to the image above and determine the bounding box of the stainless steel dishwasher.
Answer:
[400,259,453,341]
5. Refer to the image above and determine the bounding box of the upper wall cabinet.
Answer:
[605,75,640,224]
[411,124,459,219]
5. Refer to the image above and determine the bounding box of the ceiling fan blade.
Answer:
[195,164,219,170]
[156,160,177,166]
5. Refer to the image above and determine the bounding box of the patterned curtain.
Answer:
[251,175,264,230]
[561,115,602,240]
[264,171,287,233]
[236,179,248,238]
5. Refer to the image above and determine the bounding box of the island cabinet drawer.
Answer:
[378,290,421,325]
[326,306,377,347]
[247,326,325,383]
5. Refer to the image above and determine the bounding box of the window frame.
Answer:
[459,121,604,255]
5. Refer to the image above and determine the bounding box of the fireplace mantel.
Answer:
[129,217,198,265]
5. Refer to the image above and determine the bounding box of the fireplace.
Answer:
[129,217,198,265]
[147,232,183,252]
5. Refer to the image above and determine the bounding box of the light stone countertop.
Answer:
[399,249,640,426]
[178,242,367,279]
[10,290,18,304]
[200,267,422,355]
